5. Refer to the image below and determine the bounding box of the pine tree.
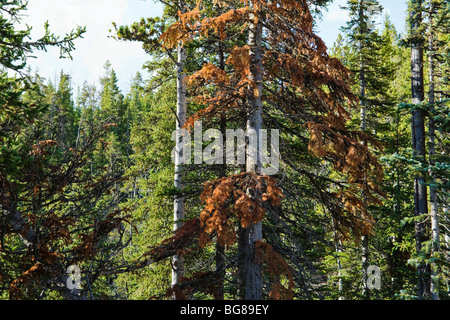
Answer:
[427,0,440,300]
[151,0,386,299]
[115,77,177,299]
[242,0,264,299]
[172,0,189,292]
[409,0,430,300]
[326,1,395,299]
[0,1,144,300]
[52,71,77,146]
[425,0,450,300]
[341,0,396,130]
[0,0,85,190]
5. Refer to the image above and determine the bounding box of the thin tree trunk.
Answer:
[214,36,227,300]
[241,1,263,300]
[410,0,430,300]
[359,0,367,133]
[361,235,370,298]
[172,0,187,294]
[215,113,227,300]
[332,219,344,300]
[75,107,84,148]
[215,113,226,299]
[428,0,440,300]
[358,0,370,299]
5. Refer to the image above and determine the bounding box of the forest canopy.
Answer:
[0,0,449,301]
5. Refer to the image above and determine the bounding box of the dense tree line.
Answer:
[0,0,449,300]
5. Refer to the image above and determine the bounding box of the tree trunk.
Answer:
[428,0,440,300]
[359,0,367,133]
[358,0,370,299]
[172,0,187,294]
[214,37,227,300]
[332,219,344,300]
[361,235,370,299]
[241,1,264,300]
[410,0,430,300]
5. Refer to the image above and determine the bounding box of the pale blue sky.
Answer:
[315,0,408,47]
[23,0,408,95]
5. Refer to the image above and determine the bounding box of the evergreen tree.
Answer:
[341,0,395,130]
[115,77,177,299]
[1,0,449,302]
[0,1,138,300]
[408,0,430,300]
[52,71,77,146]
[336,1,408,299]
[425,0,450,300]
[140,0,387,300]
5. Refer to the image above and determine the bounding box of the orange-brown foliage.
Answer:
[255,241,294,300]
[166,271,224,300]
[199,172,283,247]
[154,0,388,298]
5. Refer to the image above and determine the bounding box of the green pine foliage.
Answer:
[0,0,449,300]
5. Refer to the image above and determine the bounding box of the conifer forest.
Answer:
[1,0,450,302]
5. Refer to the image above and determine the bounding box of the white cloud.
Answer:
[22,0,156,92]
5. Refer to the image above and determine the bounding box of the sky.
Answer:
[21,0,408,95]
[316,0,409,46]
[23,0,164,93]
